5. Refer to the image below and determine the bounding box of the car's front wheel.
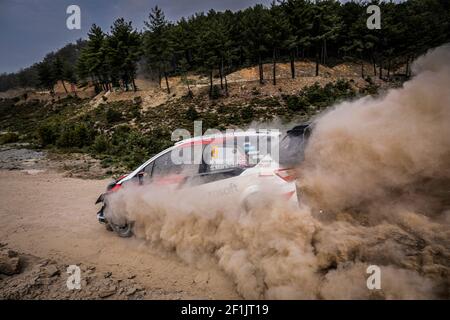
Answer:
[108,221,134,238]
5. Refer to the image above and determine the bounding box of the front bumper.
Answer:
[96,193,107,224]
[97,204,107,224]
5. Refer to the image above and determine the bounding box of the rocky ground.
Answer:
[0,144,112,179]
[0,156,238,300]
[0,245,152,300]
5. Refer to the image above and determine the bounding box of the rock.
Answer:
[38,277,55,285]
[37,259,50,267]
[0,251,21,275]
[99,286,117,298]
[127,274,136,279]
[2,249,18,258]
[28,275,40,286]
[100,278,113,287]
[43,265,60,277]
[104,272,112,278]
[135,284,144,291]
[125,287,137,296]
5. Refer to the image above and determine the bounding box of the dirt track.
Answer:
[0,169,239,299]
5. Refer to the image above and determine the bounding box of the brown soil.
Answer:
[0,169,239,299]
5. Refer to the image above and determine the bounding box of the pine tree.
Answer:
[37,60,56,93]
[143,6,173,94]
[107,18,141,91]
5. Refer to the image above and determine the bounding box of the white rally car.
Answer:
[96,125,311,237]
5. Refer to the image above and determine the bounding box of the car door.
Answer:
[192,138,249,185]
[151,147,201,187]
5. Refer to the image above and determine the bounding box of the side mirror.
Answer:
[137,171,145,185]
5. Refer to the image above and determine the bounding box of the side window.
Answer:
[142,161,154,181]
[152,149,201,177]
[144,161,155,177]
[152,152,172,177]
[206,140,247,172]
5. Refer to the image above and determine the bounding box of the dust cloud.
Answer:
[106,45,450,299]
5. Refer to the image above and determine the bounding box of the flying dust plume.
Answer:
[106,45,450,299]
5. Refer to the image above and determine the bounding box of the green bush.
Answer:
[133,96,142,105]
[129,103,141,120]
[186,105,199,120]
[291,80,356,111]
[92,134,111,153]
[241,106,254,120]
[106,108,123,123]
[0,132,19,144]
[110,125,131,146]
[202,113,219,129]
[37,122,60,146]
[210,85,221,100]
[217,104,227,114]
[56,123,94,149]
[286,95,308,112]
[303,82,328,106]
[251,87,260,96]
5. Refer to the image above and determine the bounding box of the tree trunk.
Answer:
[219,58,224,89]
[290,50,295,79]
[315,50,320,77]
[379,60,383,80]
[360,53,365,78]
[132,78,137,92]
[258,54,264,84]
[164,71,170,94]
[387,59,391,79]
[61,80,68,94]
[239,47,243,67]
[185,73,192,97]
[361,61,365,78]
[405,57,410,77]
[272,48,277,86]
[158,68,162,88]
[224,73,228,97]
[209,71,213,98]
[372,55,377,76]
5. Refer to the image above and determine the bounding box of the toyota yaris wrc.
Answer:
[96,125,311,237]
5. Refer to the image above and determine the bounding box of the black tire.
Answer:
[102,197,133,237]
[108,221,134,238]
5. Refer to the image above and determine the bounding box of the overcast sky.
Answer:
[0,0,273,73]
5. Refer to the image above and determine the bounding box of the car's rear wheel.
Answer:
[108,221,134,238]
[241,192,262,213]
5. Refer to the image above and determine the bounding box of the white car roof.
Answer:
[119,130,280,184]
[174,130,280,146]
